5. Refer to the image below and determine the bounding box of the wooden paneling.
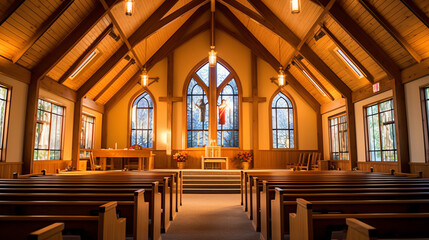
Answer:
[357,161,399,174]
[0,162,22,179]
[409,162,429,178]
[171,149,252,169]
[254,150,318,169]
[328,160,350,170]
[33,160,72,174]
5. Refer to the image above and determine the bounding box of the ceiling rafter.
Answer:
[315,0,401,78]
[217,3,320,111]
[105,10,210,109]
[400,0,429,29]
[0,0,25,26]
[320,24,374,84]
[31,0,118,83]
[12,0,75,63]
[245,0,351,98]
[359,0,422,63]
[93,58,135,101]
[58,24,114,84]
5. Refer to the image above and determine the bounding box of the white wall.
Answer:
[0,73,28,162]
[322,106,347,160]
[355,90,393,162]
[405,75,429,163]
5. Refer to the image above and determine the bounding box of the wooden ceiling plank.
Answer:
[317,0,401,78]
[77,44,129,99]
[320,24,375,83]
[359,0,422,63]
[217,4,320,111]
[0,0,25,26]
[31,1,111,83]
[12,0,75,63]
[400,0,429,29]
[58,23,114,84]
[127,0,180,47]
[106,16,210,109]
[293,58,335,101]
[93,58,135,101]
[220,0,275,30]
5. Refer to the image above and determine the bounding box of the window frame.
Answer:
[364,98,397,162]
[80,113,95,159]
[128,90,156,149]
[34,98,65,161]
[0,83,11,162]
[328,112,349,160]
[269,89,297,150]
[182,58,243,149]
[420,85,429,163]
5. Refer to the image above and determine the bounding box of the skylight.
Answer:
[69,49,99,79]
[335,48,364,78]
[302,70,327,97]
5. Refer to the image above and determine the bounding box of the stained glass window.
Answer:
[0,86,9,161]
[217,79,239,147]
[186,61,240,148]
[329,114,348,160]
[131,92,153,148]
[34,99,64,160]
[272,92,294,148]
[366,99,397,162]
[187,79,209,147]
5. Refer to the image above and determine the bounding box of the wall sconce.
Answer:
[141,68,149,87]
[278,66,285,86]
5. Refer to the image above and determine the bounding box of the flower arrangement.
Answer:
[173,152,188,162]
[236,152,253,163]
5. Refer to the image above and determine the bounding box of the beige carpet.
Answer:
[162,194,260,240]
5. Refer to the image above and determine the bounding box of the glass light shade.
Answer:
[278,67,285,86]
[291,0,301,14]
[141,68,149,87]
[125,0,134,16]
[208,46,217,67]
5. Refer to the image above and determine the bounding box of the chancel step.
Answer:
[182,170,241,194]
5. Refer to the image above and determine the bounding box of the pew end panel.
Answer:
[289,198,313,240]
[346,218,377,240]
[27,222,64,240]
[134,189,149,240]
[98,201,126,240]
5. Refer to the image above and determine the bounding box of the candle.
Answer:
[115,142,117,149]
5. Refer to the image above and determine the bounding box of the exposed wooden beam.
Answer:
[293,58,335,101]
[401,57,429,84]
[105,9,210,109]
[58,24,113,84]
[400,0,429,29]
[359,0,422,63]
[352,76,393,103]
[0,0,25,26]
[320,98,346,114]
[77,44,129,99]
[12,0,74,63]
[40,76,77,102]
[82,97,104,114]
[93,58,135,101]
[320,24,374,83]
[0,56,30,84]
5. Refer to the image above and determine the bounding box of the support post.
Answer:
[72,98,83,170]
[251,53,259,167]
[346,98,357,170]
[166,53,174,168]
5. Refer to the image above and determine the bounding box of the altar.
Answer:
[201,145,228,170]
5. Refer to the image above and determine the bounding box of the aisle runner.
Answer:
[162,194,259,240]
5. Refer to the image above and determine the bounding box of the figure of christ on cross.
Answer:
[194,99,206,123]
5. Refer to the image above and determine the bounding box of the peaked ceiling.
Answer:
[0,0,428,106]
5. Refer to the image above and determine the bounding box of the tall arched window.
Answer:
[271,91,295,148]
[185,60,241,148]
[131,92,153,148]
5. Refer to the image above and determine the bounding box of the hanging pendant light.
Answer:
[141,68,149,87]
[208,0,217,67]
[278,67,285,86]
[291,0,301,14]
[209,46,217,67]
[125,0,135,16]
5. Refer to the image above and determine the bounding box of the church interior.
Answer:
[1,0,429,239]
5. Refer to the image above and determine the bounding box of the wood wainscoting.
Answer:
[33,160,72,174]
[357,161,399,173]
[0,162,22,178]
[171,149,248,169]
[410,162,429,178]
[253,150,318,169]
[328,160,351,170]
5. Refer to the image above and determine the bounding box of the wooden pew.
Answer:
[0,185,161,240]
[0,201,126,240]
[27,222,64,240]
[289,198,429,240]
[0,189,149,240]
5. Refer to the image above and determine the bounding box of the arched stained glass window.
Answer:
[187,79,209,147]
[217,79,239,147]
[131,92,153,148]
[272,92,294,148]
[186,60,241,148]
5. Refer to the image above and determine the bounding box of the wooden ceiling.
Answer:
[0,0,428,107]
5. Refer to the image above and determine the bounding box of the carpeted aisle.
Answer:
[162,194,260,240]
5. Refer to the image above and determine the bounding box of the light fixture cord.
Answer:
[278,37,282,68]
[144,38,147,69]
